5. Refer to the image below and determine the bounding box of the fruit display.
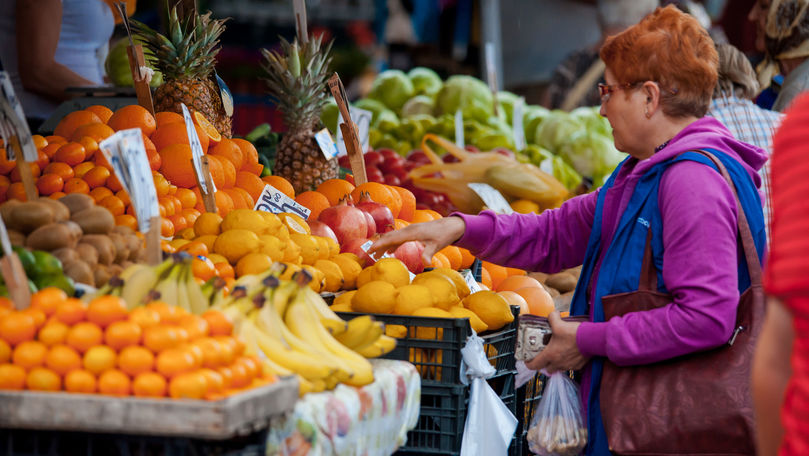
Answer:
[1,247,74,296]
[0,197,145,288]
[0,288,275,399]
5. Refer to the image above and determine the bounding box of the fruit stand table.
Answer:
[266,360,421,456]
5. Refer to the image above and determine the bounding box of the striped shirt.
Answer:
[708,94,783,233]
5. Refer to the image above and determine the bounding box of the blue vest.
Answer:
[569,149,766,455]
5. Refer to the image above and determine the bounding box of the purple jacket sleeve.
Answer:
[452,191,598,273]
[576,161,740,365]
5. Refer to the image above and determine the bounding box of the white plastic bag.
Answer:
[459,335,518,456]
[527,372,587,456]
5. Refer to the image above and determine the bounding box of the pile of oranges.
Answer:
[0,104,272,238]
[0,288,274,399]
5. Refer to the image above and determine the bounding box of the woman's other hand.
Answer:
[369,216,466,267]
[526,311,589,373]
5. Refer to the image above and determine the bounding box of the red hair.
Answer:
[600,5,718,117]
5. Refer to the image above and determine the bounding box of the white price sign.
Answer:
[0,72,38,162]
[454,109,464,148]
[461,269,482,293]
[315,128,338,160]
[336,107,372,157]
[513,97,526,151]
[180,103,215,194]
[360,239,393,261]
[254,184,311,220]
[468,182,514,214]
[100,129,160,233]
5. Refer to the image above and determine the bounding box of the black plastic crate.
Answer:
[518,374,546,455]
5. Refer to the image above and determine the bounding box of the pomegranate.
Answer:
[317,198,368,246]
[308,220,339,244]
[341,237,375,267]
[394,241,426,274]
[355,192,395,234]
[363,211,377,237]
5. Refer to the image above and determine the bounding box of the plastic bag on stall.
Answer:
[526,372,587,456]
[459,335,518,456]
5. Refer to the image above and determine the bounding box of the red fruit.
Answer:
[317,198,368,246]
[341,237,375,267]
[355,192,395,235]
[394,241,426,274]
[308,220,339,244]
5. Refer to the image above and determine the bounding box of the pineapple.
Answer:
[261,36,337,193]
[132,7,232,137]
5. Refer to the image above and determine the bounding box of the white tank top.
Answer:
[0,0,114,119]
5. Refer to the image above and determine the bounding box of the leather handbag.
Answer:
[598,150,763,455]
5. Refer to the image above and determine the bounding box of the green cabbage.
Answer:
[534,111,584,152]
[373,110,401,133]
[401,95,435,117]
[557,130,626,187]
[523,106,550,144]
[496,91,520,124]
[570,106,612,137]
[434,75,494,123]
[367,69,414,111]
[408,67,442,98]
[355,98,390,118]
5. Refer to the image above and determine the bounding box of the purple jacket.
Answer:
[454,117,766,364]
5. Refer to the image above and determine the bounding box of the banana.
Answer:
[356,335,397,358]
[183,264,209,314]
[247,318,335,380]
[284,295,374,386]
[299,285,348,335]
[236,320,294,377]
[120,266,160,309]
[200,277,225,305]
[334,315,376,348]
[151,263,181,306]
[269,279,298,318]
[175,265,192,312]
[346,321,385,351]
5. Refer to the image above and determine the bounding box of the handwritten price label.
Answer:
[180,104,214,194]
[336,107,372,156]
[468,182,514,215]
[254,184,311,219]
[0,72,38,162]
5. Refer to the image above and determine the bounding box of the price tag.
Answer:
[100,129,161,233]
[461,269,482,293]
[336,107,372,157]
[513,97,526,151]
[0,72,38,162]
[539,158,554,175]
[315,128,338,160]
[454,109,464,148]
[468,182,514,214]
[0,117,13,160]
[254,184,311,219]
[360,239,393,261]
[180,104,214,194]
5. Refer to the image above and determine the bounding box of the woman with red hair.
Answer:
[372,6,766,454]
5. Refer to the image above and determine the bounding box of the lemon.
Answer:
[324,238,340,259]
[427,268,470,298]
[412,274,459,310]
[235,252,274,277]
[178,227,196,240]
[206,253,228,264]
[314,259,344,292]
[448,306,489,333]
[372,258,411,288]
[273,224,290,243]
[356,267,374,289]
[352,281,397,314]
[169,238,190,249]
[213,229,260,264]
[313,236,331,260]
[393,284,433,315]
[332,290,356,309]
[511,199,540,214]
[257,211,282,234]
[195,234,218,253]
[333,254,362,289]
[330,302,353,313]
[220,209,269,234]
[279,213,310,234]
[278,262,302,281]
[410,307,452,339]
[194,212,222,237]
[290,233,319,265]
[385,324,407,338]
[258,235,285,261]
[300,265,325,292]
[282,239,302,264]
[462,290,514,331]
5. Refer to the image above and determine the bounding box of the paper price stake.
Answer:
[0,72,38,200]
[328,73,367,185]
[485,42,499,116]
[0,212,31,309]
[468,183,514,214]
[461,269,482,294]
[512,97,526,151]
[99,129,162,264]
[113,2,155,114]
[455,109,465,148]
[336,107,372,157]
[254,185,312,220]
[292,0,308,43]
[181,104,217,213]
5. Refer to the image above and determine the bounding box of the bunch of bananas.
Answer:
[211,268,396,395]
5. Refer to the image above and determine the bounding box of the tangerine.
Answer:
[89,186,113,203]
[118,345,155,376]
[10,162,41,183]
[128,307,161,328]
[86,295,128,328]
[26,367,61,391]
[0,339,9,363]
[97,369,130,396]
[63,177,90,194]
[64,369,97,393]
[54,299,86,325]
[73,161,95,178]
[54,111,102,139]
[159,143,196,188]
[0,363,26,390]
[31,288,67,316]
[0,312,36,346]
[107,105,157,136]
[35,174,63,197]
[156,348,196,378]
[142,325,183,353]
[104,320,142,350]
[84,105,113,123]
[65,322,103,353]
[114,214,138,230]
[145,301,184,324]
[82,166,110,189]
[82,345,117,375]
[132,371,167,397]
[201,310,233,337]
[294,191,330,220]
[45,344,82,375]
[12,340,48,369]
[169,371,208,399]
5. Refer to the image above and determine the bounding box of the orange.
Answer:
[214,190,234,217]
[115,214,138,230]
[497,275,543,292]
[6,182,32,201]
[231,138,259,170]
[84,105,113,123]
[65,322,103,353]
[45,344,82,375]
[237,356,259,379]
[235,172,266,203]
[89,186,113,203]
[175,187,197,209]
[178,314,210,340]
[107,105,157,136]
[156,347,197,378]
[437,246,463,270]
[200,368,224,395]
[0,339,9,363]
[98,195,125,216]
[86,296,128,328]
[132,371,167,397]
[154,111,184,127]
[295,191,330,220]
[260,175,292,199]
[63,177,90,194]
[35,150,50,170]
[12,340,48,369]
[45,135,67,145]
[390,186,416,221]
[241,159,263,176]
[0,297,9,311]
[499,290,531,315]
[480,267,493,289]
[118,345,155,376]
[106,173,123,192]
[82,166,110,188]
[316,178,355,206]
[54,299,86,325]
[26,367,61,391]
[214,336,238,365]
[21,308,46,330]
[203,154,224,189]
[77,136,99,159]
[191,256,217,282]
[214,262,235,280]
[458,248,475,269]
[192,111,222,146]
[116,189,131,206]
[159,143,196,188]
[104,320,142,350]
[158,196,176,216]
[514,286,555,317]
[82,345,117,375]
[182,208,201,225]
[0,363,26,390]
[217,154,237,188]
[145,301,184,324]
[143,134,161,170]
[160,217,175,237]
[182,343,204,368]
[226,187,253,209]
[194,337,225,368]
[506,267,525,277]
[69,123,115,142]
[169,214,188,231]
[143,325,184,353]
[351,182,395,211]
[179,240,208,256]
[64,369,97,393]
[228,360,251,389]
[0,312,36,346]
[150,121,208,152]
[216,366,234,389]
[0,154,15,175]
[54,111,102,139]
[169,371,208,399]
[73,161,94,178]
[97,369,130,396]
[10,162,41,182]
[209,138,243,170]
[482,261,509,291]
[430,252,451,269]
[412,209,437,223]
[129,307,161,329]
[31,288,67,317]
[32,134,49,149]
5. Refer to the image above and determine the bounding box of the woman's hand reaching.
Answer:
[369,216,466,266]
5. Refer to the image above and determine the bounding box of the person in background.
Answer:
[753,0,809,111]
[752,92,809,456]
[543,0,659,111]
[708,43,783,231]
[0,0,115,130]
